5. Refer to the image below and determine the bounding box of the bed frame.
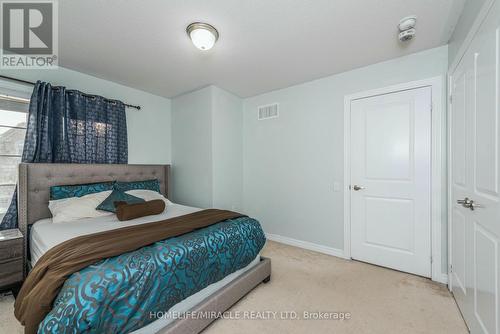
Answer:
[17,163,271,334]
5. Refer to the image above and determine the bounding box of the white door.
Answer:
[350,87,432,277]
[450,2,500,333]
[450,54,471,322]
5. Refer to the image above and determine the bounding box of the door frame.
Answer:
[343,76,445,283]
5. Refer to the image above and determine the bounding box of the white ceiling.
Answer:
[59,0,465,98]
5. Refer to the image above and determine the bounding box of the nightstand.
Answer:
[0,229,23,290]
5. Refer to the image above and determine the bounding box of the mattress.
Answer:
[30,202,201,266]
[30,202,264,333]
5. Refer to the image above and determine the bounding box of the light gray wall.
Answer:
[171,86,243,210]
[448,0,490,66]
[171,86,214,208]
[212,86,243,211]
[242,46,448,267]
[0,67,171,164]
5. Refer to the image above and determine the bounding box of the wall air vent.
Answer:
[258,103,279,120]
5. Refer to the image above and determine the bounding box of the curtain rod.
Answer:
[0,74,141,110]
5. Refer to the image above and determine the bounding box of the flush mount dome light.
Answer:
[186,22,219,51]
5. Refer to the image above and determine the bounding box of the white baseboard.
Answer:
[265,233,348,260]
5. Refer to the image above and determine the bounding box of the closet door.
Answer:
[450,3,500,333]
[350,87,432,277]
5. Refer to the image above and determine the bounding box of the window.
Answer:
[0,95,29,222]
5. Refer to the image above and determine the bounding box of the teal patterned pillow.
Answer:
[114,179,161,193]
[50,181,114,200]
[96,189,145,213]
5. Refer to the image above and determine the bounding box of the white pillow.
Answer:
[125,189,173,205]
[49,190,114,224]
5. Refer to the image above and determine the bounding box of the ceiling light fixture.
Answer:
[186,22,219,51]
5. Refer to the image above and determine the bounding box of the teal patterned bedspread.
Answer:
[38,217,266,333]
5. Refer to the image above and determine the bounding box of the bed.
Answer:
[17,163,271,334]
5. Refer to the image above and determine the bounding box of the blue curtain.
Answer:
[0,81,128,230]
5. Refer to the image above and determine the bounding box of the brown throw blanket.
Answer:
[15,209,244,334]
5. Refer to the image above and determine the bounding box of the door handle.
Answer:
[352,185,365,191]
[457,197,471,207]
[457,197,483,211]
[468,200,483,211]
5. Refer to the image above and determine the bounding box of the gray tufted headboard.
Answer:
[17,163,171,275]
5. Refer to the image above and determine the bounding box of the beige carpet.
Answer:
[0,241,467,334]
